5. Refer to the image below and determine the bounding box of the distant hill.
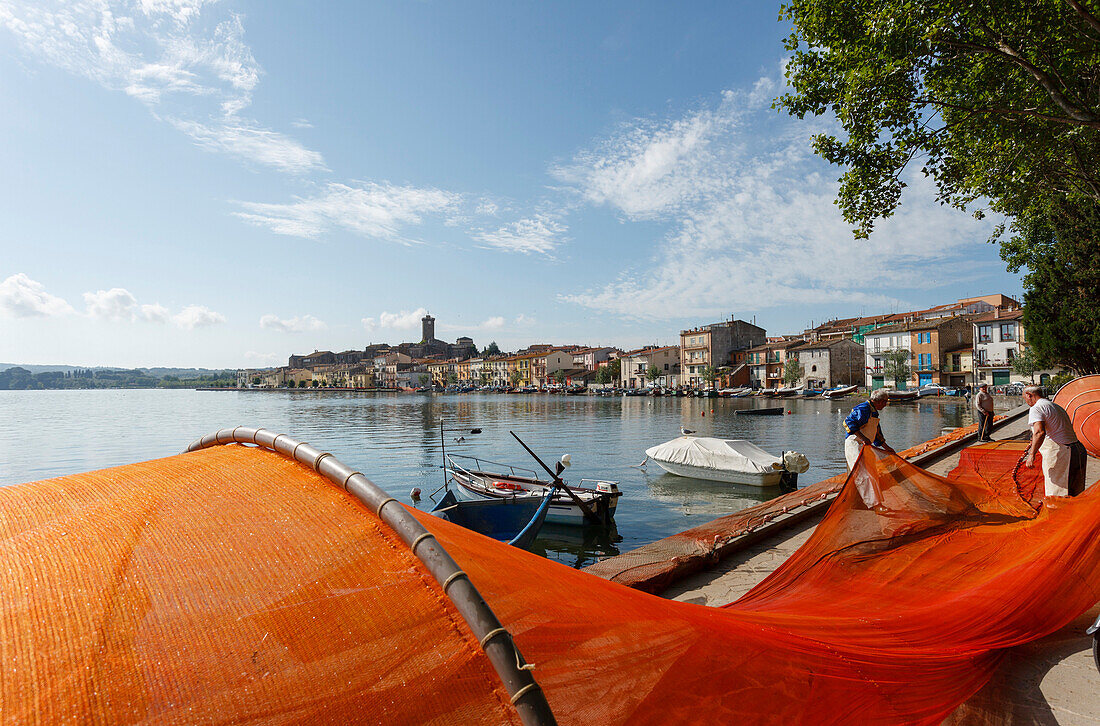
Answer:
[0,364,236,378]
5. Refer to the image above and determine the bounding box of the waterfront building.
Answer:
[796,339,864,390]
[619,346,681,389]
[680,318,766,388]
[571,347,618,371]
[864,316,975,389]
[971,309,1056,386]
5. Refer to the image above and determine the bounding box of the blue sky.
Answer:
[0,1,1023,368]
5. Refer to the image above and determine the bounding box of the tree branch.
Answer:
[1065,0,1100,36]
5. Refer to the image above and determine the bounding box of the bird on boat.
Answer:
[453,436,465,443]
[680,426,696,435]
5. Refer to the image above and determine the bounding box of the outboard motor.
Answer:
[1089,612,1100,675]
[778,451,810,494]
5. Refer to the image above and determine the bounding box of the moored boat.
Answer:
[886,389,920,402]
[431,488,554,548]
[822,384,858,398]
[643,436,809,486]
[446,454,620,526]
[775,385,804,397]
[735,406,785,416]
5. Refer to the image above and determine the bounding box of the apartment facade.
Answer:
[680,318,766,388]
[620,346,681,388]
[796,339,864,389]
[864,316,974,389]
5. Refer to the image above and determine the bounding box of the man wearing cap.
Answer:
[974,382,995,442]
[1022,385,1087,497]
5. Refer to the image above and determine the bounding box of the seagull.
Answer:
[453,436,465,443]
[680,426,696,435]
[631,456,649,468]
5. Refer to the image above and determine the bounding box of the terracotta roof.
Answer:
[969,309,1025,323]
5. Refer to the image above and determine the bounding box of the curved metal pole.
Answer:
[185,427,556,726]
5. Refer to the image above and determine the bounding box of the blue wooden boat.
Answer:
[431,487,555,548]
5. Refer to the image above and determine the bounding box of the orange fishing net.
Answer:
[1,438,1098,725]
[1054,373,1100,457]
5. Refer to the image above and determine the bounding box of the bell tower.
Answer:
[421,314,435,342]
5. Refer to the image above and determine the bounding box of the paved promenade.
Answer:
[664,414,1100,723]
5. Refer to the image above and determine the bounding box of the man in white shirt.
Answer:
[1022,386,1087,496]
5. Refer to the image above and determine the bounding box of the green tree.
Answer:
[482,341,501,357]
[446,372,458,386]
[595,366,613,385]
[552,369,566,385]
[779,1,1100,239]
[509,369,523,387]
[479,370,491,386]
[297,379,306,388]
[701,364,717,389]
[783,358,804,386]
[1011,347,1043,383]
[311,380,319,388]
[606,358,621,381]
[881,349,911,389]
[251,376,261,386]
[1002,198,1100,373]
[646,364,661,383]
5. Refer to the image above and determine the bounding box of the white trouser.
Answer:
[1040,437,1071,497]
[845,437,884,508]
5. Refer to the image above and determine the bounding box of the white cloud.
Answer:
[259,313,327,333]
[234,182,461,241]
[474,214,567,256]
[0,2,323,173]
[244,350,281,365]
[481,316,505,330]
[290,118,313,129]
[140,303,171,323]
[83,287,138,321]
[172,304,225,329]
[169,117,325,174]
[0,273,74,318]
[557,71,1000,320]
[362,307,428,333]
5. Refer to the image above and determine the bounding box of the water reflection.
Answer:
[0,390,976,568]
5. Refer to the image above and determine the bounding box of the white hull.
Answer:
[649,459,782,486]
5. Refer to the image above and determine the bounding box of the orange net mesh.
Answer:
[1054,373,1100,457]
[584,416,1000,592]
[2,436,1098,725]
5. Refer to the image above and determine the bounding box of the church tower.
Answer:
[421,314,435,343]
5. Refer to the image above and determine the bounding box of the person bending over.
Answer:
[1022,386,1087,497]
[843,388,896,471]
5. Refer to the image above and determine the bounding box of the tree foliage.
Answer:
[783,358,804,386]
[595,366,613,385]
[779,1,1100,237]
[482,341,501,357]
[701,365,717,387]
[1010,347,1042,382]
[882,348,912,388]
[646,365,661,382]
[1002,197,1100,373]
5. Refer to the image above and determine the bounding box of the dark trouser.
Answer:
[977,410,994,441]
[1069,441,1088,496]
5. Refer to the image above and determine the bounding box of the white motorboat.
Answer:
[775,385,804,397]
[445,454,620,526]
[644,436,809,487]
[821,384,858,398]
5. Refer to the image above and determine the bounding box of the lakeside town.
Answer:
[238,292,1058,394]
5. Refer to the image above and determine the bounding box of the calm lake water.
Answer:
[0,389,977,567]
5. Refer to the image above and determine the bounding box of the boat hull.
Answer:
[649,459,782,486]
[450,471,618,526]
